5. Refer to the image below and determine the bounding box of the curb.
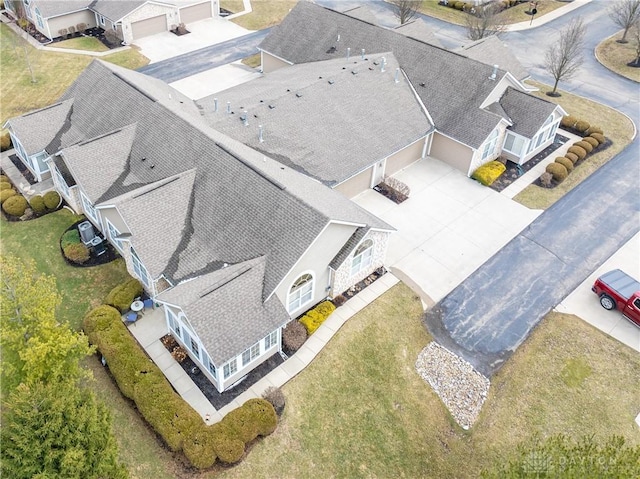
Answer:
[593,30,640,85]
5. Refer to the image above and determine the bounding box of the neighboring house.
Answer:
[258,1,566,178]
[5,0,217,43]
[4,60,393,393]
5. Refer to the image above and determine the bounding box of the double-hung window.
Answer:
[264,330,278,350]
[130,247,150,288]
[481,128,500,162]
[80,192,99,224]
[223,359,237,379]
[106,220,124,252]
[242,343,260,366]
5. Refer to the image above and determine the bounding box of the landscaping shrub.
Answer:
[58,28,68,37]
[0,174,8,181]
[210,428,245,464]
[560,115,577,129]
[299,300,336,335]
[2,194,27,216]
[574,120,590,133]
[574,140,593,154]
[69,25,76,34]
[589,133,606,145]
[583,136,599,148]
[471,160,506,186]
[585,125,603,136]
[545,163,568,183]
[567,145,587,161]
[83,305,121,336]
[105,278,144,313]
[61,228,81,249]
[0,130,11,151]
[77,22,87,32]
[0,188,17,204]
[282,320,307,352]
[0,181,13,191]
[64,243,90,264]
[332,294,347,307]
[29,194,46,213]
[262,386,285,416]
[539,172,553,188]
[564,152,579,164]
[43,190,61,210]
[554,157,573,173]
[183,428,217,469]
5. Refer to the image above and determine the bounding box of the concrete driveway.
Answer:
[133,17,251,63]
[353,158,541,306]
[557,233,640,352]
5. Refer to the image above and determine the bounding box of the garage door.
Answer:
[334,167,373,198]
[385,139,424,176]
[180,2,212,24]
[131,14,167,40]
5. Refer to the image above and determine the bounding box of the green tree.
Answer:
[1,381,128,479]
[0,256,93,391]
[482,434,640,478]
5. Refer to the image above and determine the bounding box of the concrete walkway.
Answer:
[1,148,54,198]
[127,272,400,423]
[505,0,593,32]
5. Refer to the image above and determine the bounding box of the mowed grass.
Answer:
[514,80,635,209]
[419,0,567,27]
[0,210,129,330]
[0,24,149,124]
[215,285,640,479]
[53,36,109,52]
[596,31,640,83]
[230,0,298,30]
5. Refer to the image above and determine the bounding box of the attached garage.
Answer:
[180,2,212,24]
[334,167,373,198]
[385,138,425,176]
[131,14,167,40]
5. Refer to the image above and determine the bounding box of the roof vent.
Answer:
[337,34,340,42]
[361,48,365,60]
[381,57,386,72]
[223,263,228,268]
[351,70,357,75]
[213,97,218,112]
[150,164,155,169]
[141,157,146,161]
[395,67,400,83]
[258,125,264,143]
[295,92,302,98]
[226,101,231,114]
[346,47,350,61]
[489,64,498,81]
[419,82,426,87]
[268,104,276,109]
[242,110,249,126]
[328,79,335,85]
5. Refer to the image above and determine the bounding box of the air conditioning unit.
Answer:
[78,221,96,245]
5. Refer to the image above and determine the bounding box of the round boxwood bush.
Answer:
[583,136,599,148]
[43,190,61,210]
[560,115,577,128]
[0,130,11,152]
[0,181,13,191]
[29,194,46,213]
[64,243,90,264]
[0,188,17,204]
[2,194,27,216]
[585,126,603,136]
[0,174,8,182]
[567,145,587,160]
[282,320,307,353]
[590,132,605,145]
[564,152,579,164]
[574,140,593,153]
[555,157,573,173]
[546,163,568,183]
[211,428,245,464]
[574,120,590,133]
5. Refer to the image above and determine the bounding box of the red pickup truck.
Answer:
[592,269,640,327]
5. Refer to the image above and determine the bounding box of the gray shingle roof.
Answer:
[90,0,147,21]
[499,87,558,138]
[199,53,433,186]
[342,5,377,25]
[329,226,369,270]
[32,1,92,18]
[157,256,289,365]
[393,18,441,47]
[259,1,510,149]
[456,35,529,82]
[6,100,74,155]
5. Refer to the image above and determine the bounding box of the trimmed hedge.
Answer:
[0,130,11,152]
[105,278,144,313]
[83,306,278,469]
[567,145,587,161]
[43,190,61,210]
[564,152,579,164]
[546,163,568,183]
[64,243,90,264]
[471,160,506,186]
[574,120,590,133]
[555,157,573,173]
[0,181,13,191]
[560,115,577,128]
[583,136,599,148]
[299,301,336,335]
[2,194,27,216]
[585,126,603,136]
[29,194,46,213]
[574,140,593,153]
[0,188,17,204]
[590,133,605,145]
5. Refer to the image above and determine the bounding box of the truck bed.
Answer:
[597,269,640,300]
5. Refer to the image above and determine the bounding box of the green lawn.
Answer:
[514,80,635,209]
[0,24,148,124]
[53,36,109,52]
[230,0,298,30]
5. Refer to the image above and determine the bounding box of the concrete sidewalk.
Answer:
[505,0,593,32]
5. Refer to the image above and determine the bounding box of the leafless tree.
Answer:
[631,21,640,65]
[389,0,422,25]
[544,17,586,96]
[465,3,506,41]
[5,0,37,83]
[608,0,640,43]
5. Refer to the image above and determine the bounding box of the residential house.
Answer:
[258,1,566,179]
[4,60,393,392]
[5,0,217,43]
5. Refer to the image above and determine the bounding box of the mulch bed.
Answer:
[161,334,283,410]
[373,183,408,204]
[489,133,569,192]
[8,154,37,185]
[60,220,121,267]
[340,266,386,301]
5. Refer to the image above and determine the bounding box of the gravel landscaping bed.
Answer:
[415,342,490,430]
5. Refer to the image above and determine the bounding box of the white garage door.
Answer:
[180,2,212,24]
[131,14,167,40]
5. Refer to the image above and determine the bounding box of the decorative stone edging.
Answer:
[415,342,490,430]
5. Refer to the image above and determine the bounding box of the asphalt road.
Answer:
[137,29,270,83]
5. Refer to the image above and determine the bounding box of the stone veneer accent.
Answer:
[331,230,389,297]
